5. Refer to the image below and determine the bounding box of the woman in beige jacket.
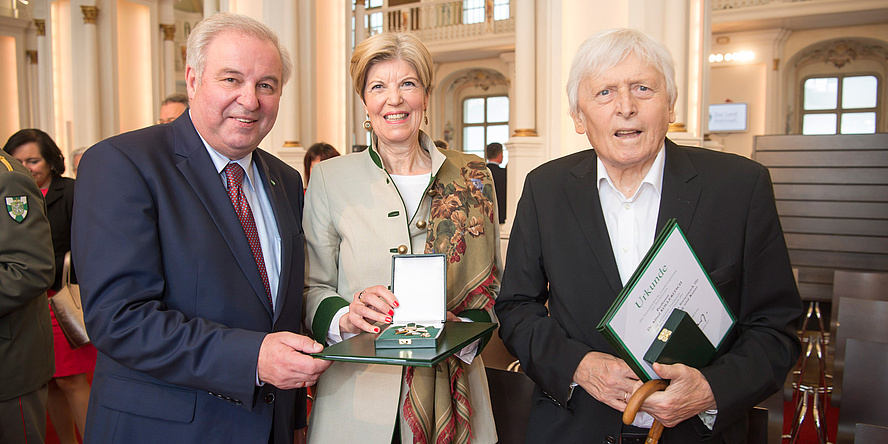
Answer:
[303,32,500,444]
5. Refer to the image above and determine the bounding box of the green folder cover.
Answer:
[643,308,716,368]
[312,321,497,367]
[596,219,736,381]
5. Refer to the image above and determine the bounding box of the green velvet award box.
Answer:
[312,253,497,366]
[643,308,716,369]
[374,254,447,349]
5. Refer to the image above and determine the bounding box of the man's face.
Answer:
[573,54,675,173]
[186,30,282,160]
[158,102,187,124]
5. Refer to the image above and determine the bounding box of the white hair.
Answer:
[566,28,677,117]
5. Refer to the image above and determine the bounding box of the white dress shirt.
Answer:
[597,146,665,428]
[596,145,716,430]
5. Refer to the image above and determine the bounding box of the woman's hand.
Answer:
[446,311,462,322]
[340,285,399,335]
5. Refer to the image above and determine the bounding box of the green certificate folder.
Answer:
[596,219,735,381]
[312,322,497,367]
[644,308,716,369]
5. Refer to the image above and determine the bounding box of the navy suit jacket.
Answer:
[496,139,802,444]
[487,162,506,224]
[72,114,306,443]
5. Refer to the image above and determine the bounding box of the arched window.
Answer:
[462,95,509,158]
[787,38,888,134]
[801,74,879,135]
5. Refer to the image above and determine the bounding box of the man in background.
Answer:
[0,149,55,444]
[486,142,506,224]
[73,13,330,443]
[157,92,189,124]
[70,146,87,177]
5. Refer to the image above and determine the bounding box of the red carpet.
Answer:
[783,398,840,443]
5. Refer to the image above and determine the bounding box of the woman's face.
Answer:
[362,58,428,151]
[11,142,52,188]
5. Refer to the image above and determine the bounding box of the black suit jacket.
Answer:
[487,162,507,224]
[44,175,75,291]
[496,139,802,444]
[72,114,306,444]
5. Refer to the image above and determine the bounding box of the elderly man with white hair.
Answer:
[495,28,802,444]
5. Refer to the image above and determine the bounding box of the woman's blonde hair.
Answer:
[350,32,434,100]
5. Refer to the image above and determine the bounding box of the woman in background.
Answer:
[4,129,96,444]
[303,32,500,443]
[303,142,340,186]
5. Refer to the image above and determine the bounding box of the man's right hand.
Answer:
[257,332,333,390]
[572,351,641,412]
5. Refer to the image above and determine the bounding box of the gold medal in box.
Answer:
[375,254,447,349]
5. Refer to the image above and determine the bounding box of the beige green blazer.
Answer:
[303,132,498,443]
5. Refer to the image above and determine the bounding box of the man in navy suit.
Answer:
[495,28,801,443]
[72,13,331,443]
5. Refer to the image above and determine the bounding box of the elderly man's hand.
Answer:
[638,362,717,427]
[573,351,640,411]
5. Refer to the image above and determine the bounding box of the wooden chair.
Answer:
[485,367,535,444]
[832,297,888,407]
[837,339,888,444]
[854,424,888,444]
[829,271,888,354]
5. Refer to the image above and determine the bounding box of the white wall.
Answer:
[709,62,767,158]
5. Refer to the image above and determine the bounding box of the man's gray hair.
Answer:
[566,28,676,118]
[186,13,292,87]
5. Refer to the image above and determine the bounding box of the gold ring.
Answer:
[623,392,629,403]
[358,291,364,301]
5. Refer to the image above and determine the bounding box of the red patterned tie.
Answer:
[224,163,273,311]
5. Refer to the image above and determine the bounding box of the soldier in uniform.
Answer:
[0,148,56,444]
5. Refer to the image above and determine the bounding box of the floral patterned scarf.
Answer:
[402,150,499,444]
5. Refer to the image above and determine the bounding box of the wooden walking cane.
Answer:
[623,379,670,444]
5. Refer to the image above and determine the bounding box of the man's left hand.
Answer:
[638,362,717,427]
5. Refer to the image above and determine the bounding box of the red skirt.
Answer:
[48,291,97,378]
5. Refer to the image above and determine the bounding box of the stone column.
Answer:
[352,0,368,150]
[34,18,53,134]
[160,0,177,99]
[503,0,543,235]
[278,0,304,159]
[26,50,39,128]
[663,0,707,146]
[511,0,535,136]
[80,4,101,147]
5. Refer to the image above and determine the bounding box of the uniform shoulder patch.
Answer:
[6,196,28,222]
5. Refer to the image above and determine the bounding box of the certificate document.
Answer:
[596,219,736,381]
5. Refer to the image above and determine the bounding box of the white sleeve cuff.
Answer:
[327,306,358,345]
[698,409,718,430]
